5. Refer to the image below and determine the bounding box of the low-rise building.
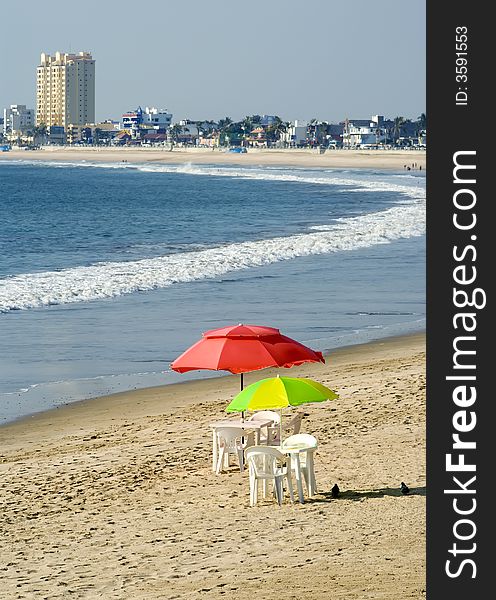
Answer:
[66,124,82,144]
[342,115,387,148]
[143,106,172,129]
[198,131,220,147]
[67,121,120,144]
[281,120,308,147]
[142,133,168,145]
[114,131,131,145]
[3,105,35,136]
[245,126,267,147]
[174,120,200,144]
[47,125,65,144]
[121,108,143,132]
[260,115,277,127]
[121,106,172,138]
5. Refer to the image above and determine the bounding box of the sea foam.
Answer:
[0,164,425,313]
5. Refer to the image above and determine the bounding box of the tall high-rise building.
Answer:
[36,51,95,127]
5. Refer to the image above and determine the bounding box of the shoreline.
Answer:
[0,331,424,435]
[0,328,426,429]
[1,330,426,598]
[0,146,426,170]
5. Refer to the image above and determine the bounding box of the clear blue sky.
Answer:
[0,0,425,124]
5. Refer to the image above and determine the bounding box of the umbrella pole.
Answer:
[279,409,283,445]
[240,373,245,422]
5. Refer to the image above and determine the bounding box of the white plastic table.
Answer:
[278,442,316,504]
[209,419,273,472]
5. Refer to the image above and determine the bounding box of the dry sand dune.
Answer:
[0,333,425,599]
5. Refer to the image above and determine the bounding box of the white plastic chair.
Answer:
[281,433,318,496]
[215,427,254,474]
[248,410,281,423]
[287,412,303,435]
[247,410,280,444]
[245,446,294,506]
[265,412,305,446]
[264,426,282,446]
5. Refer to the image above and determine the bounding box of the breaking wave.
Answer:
[7,158,424,199]
[0,196,425,313]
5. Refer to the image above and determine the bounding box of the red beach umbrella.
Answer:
[171,324,325,391]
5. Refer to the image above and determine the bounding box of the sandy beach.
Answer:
[0,332,426,599]
[0,147,426,170]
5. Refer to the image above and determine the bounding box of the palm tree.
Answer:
[308,118,318,146]
[265,125,276,145]
[275,117,288,136]
[218,117,233,146]
[392,116,406,144]
[317,121,329,145]
[168,123,183,150]
[94,127,102,146]
[265,116,287,146]
[218,117,233,131]
[375,127,382,146]
[241,116,252,131]
[33,124,47,146]
[240,116,253,145]
[415,113,426,144]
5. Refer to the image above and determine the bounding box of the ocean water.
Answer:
[0,160,425,423]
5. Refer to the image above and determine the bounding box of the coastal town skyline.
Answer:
[0,0,426,123]
[3,47,426,149]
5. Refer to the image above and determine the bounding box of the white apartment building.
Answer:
[3,105,35,135]
[36,51,95,127]
[282,120,308,146]
[143,106,172,129]
[120,106,172,134]
[342,115,386,148]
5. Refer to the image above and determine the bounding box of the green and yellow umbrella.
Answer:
[226,375,339,441]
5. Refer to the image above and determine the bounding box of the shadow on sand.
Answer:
[307,486,426,503]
